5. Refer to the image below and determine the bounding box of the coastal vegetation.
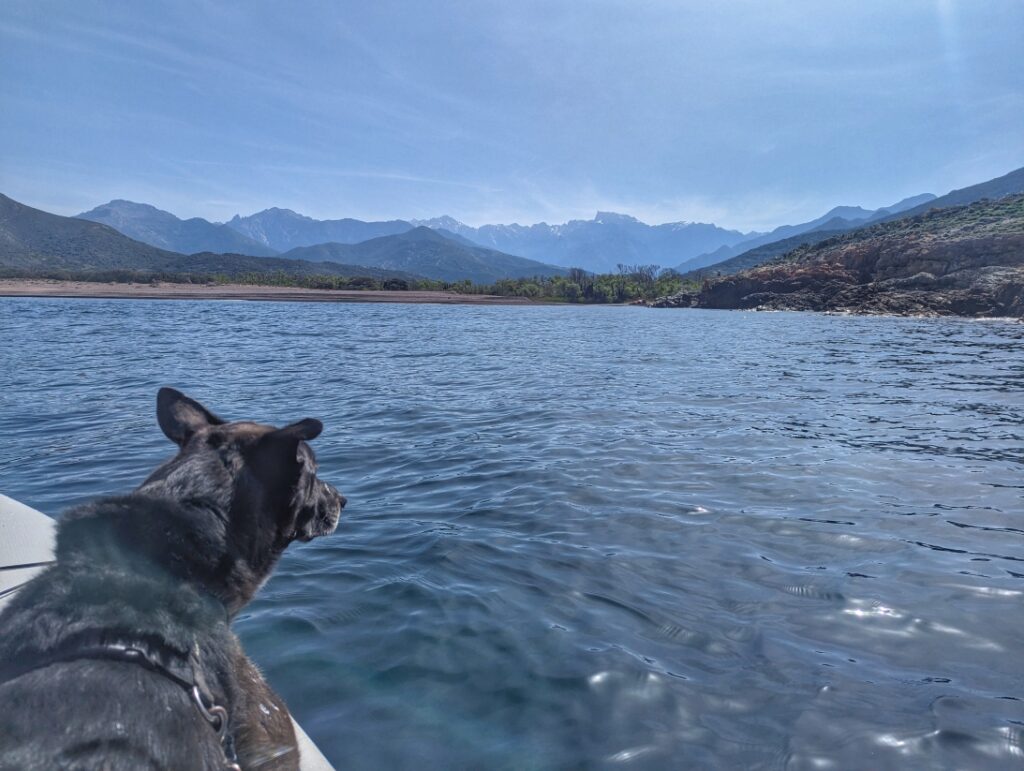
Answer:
[423,265,694,302]
[0,264,697,304]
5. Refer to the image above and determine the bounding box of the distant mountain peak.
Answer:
[594,211,640,225]
[242,206,308,220]
[410,215,468,230]
[400,225,448,241]
[77,199,279,257]
[818,205,874,222]
[105,199,158,209]
[225,208,414,251]
[80,199,168,217]
[874,193,936,216]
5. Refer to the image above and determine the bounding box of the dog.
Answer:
[0,388,345,770]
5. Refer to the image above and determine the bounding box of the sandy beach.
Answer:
[0,279,540,305]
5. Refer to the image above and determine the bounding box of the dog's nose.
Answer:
[337,494,347,510]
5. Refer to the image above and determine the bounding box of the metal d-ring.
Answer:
[190,684,241,769]
[191,685,228,738]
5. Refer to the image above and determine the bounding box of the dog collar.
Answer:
[0,634,242,771]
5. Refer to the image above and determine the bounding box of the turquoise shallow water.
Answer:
[1,298,1023,769]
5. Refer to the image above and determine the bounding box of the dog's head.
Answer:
[139,388,345,610]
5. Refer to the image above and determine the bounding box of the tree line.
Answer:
[447,265,694,303]
[1,264,696,304]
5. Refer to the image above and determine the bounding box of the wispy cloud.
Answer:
[2,1,1022,229]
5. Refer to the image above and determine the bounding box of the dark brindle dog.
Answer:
[0,388,345,770]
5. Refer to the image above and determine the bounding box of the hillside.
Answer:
[282,226,565,283]
[77,200,279,256]
[875,166,1024,222]
[676,193,936,273]
[653,195,1024,318]
[0,193,183,272]
[867,193,938,220]
[0,194,413,281]
[680,229,849,282]
[678,166,1024,279]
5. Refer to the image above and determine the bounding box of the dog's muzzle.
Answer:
[297,480,344,541]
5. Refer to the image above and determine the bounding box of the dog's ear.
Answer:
[274,418,323,444]
[157,387,225,446]
[255,419,323,464]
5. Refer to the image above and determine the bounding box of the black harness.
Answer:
[0,634,242,771]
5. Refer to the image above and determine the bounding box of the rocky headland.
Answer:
[652,195,1024,318]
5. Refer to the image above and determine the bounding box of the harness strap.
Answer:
[0,637,241,771]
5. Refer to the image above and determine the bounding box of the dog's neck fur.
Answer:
[0,496,233,668]
[56,491,275,619]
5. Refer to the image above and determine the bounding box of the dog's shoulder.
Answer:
[2,496,227,651]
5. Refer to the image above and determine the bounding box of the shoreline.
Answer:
[0,279,544,306]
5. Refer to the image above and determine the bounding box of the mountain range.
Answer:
[408,212,754,273]
[3,195,562,283]
[75,197,925,277]
[9,163,1024,287]
[80,203,758,273]
[0,193,413,281]
[73,186,978,279]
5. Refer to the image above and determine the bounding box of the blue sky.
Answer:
[1,0,1021,231]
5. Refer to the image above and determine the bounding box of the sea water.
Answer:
[1,298,1022,769]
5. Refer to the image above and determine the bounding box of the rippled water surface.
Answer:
[1,298,1023,769]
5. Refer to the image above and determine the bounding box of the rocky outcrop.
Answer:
[651,196,1024,318]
